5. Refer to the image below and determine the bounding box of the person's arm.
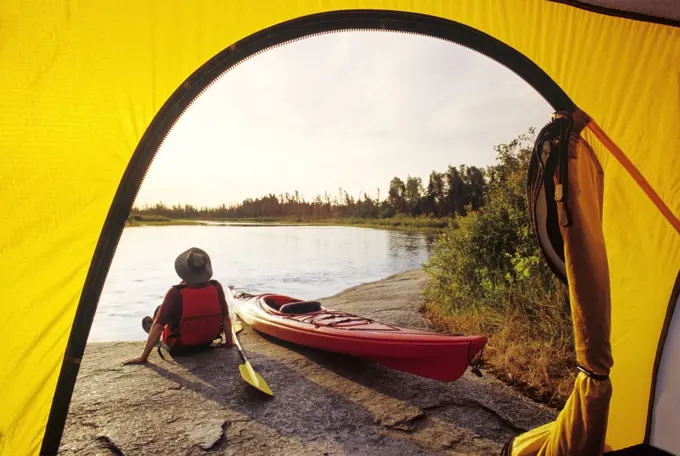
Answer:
[123,323,163,364]
[123,288,176,364]
[222,314,234,347]
[216,282,234,347]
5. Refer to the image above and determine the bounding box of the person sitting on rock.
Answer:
[123,247,234,365]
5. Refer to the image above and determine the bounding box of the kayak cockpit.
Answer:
[262,295,322,315]
[262,295,297,310]
[279,301,322,314]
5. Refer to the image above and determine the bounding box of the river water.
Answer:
[90,224,436,342]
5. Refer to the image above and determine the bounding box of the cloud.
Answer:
[135,31,553,207]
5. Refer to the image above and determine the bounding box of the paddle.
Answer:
[230,319,273,396]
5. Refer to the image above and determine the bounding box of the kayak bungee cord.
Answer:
[287,308,405,331]
[232,289,399,329]
[297,310,374,326]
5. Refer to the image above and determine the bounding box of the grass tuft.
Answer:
[422,276,575,409]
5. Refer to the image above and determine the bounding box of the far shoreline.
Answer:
[125,214,451,233]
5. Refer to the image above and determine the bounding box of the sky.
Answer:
[134,31,553,208]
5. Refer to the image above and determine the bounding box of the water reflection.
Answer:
[386,230,437,258]
[90,225,435,342]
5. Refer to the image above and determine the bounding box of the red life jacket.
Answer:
[161,282,223,349]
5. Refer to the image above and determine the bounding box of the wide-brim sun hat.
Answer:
[174,247,213,285]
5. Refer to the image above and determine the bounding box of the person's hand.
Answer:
[122,356,148,365]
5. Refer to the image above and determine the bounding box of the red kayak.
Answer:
[226,286,487,382]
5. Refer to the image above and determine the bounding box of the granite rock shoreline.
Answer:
[59,270,555,455]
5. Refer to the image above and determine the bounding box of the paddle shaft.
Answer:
[231,323,248,364]
[227,286,247,362]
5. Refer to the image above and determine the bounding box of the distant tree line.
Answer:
[132,164,489,220]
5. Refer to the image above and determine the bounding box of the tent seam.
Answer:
[585,122,680,234]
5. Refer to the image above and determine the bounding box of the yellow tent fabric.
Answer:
[1,1,678,455]
[581,121,680,451]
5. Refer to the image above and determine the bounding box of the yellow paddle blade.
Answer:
[233,322,243,334]
[239,361,273,396]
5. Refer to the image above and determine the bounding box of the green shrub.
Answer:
[422,128,574,406]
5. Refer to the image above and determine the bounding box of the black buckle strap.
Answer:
[553,112,574,227]
[576,364,609,381]
[157,343,166,360]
